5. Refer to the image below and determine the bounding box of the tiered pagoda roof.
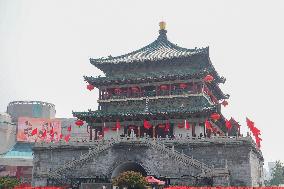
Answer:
[85,68,210,85]
[74,22,229,133]
[73,105,216,119]
[87,23,225,86]
[90,29,207,65]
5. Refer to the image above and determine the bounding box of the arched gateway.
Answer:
[111,162,147,178]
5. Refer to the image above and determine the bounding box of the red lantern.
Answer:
[179,83,187,89]
[210,113,221,121]
[128,126,136,130]
[75,120,84,127]
[103,127,109,132]
[87,84,95,91]
[144,120,152,129]
[203,75,214,83]
[114,88,122,94]
[177,123,184,128]
[160,85,168,90]
[205,119,212,129]
[131,87,139,93]
[221,100,229,107]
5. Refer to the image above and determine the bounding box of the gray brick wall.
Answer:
[32,139,263,187]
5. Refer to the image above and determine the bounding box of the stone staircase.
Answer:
[46,138,226,185]
[143,139,213,175]
[47,139,118,184]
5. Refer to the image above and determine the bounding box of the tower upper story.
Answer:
[74,22,229,129]
[86,22,225,86]
[84,22,228,109]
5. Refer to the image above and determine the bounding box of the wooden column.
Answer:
[156,85,158,96]
[94,128,97,140]
[152,124,155,139]
[127,87,130,98]
[89,126,93,141]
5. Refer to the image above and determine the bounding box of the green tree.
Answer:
[112,171,148,189]
[268,161,284,186]
[0,176,20,189]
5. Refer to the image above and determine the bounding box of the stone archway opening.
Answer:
[111,162,147,178]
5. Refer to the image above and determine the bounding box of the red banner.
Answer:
[17,117,61,143]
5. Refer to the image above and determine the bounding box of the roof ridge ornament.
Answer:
[159,21,166,30]
[158,21,167,40]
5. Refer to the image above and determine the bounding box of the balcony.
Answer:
[98,89,205,102]
[34,135,257,150]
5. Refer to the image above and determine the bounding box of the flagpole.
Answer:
[103,121,105,139]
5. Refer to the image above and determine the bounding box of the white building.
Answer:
[0,112,16,154]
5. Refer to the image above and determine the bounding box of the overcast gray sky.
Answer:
[0,0,283,166]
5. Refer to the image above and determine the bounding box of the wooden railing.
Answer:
[34,135,254,148]
[99,89,202,101]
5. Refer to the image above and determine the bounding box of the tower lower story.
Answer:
[32,136,264,188]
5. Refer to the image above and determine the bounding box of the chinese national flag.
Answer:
[50,128,54,135]
[50,132,54,139]
[64,135,70,142]
[246,117,254,130]
[31,128,38,136]
[42,130,47,138]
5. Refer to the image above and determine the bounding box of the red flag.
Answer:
[255,136,262,148]
[254,127,261,136]
[205,119,212,129]
[116,120,121,130]
[230,117,240,133]
[185,120,190,130]
[246,117,254,130]
[246,117,260,136]
[31,128,38,136]
[50,127,54,135]
[64,135,70,142]
[42,130,47,138]
[67,125,72,132]
[50,132,54,139]
[225,119,232,131]
[59,134,63,139]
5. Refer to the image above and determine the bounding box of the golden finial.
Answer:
[159,21,166,30]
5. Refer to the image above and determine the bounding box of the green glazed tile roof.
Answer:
[73,105,217,120]
[84,68,212,86]
[90,29,208,65]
